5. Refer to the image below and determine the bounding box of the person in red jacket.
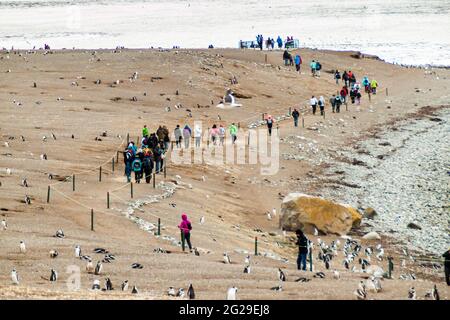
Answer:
[340,85,349,103]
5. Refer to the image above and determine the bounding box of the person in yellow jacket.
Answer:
[370,79,378,94]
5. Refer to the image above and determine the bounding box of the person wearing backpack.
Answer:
[142,147,153,183]
[132,150,144,183]
[153,143,163,173]
[315,61,322,77]
[318,96,325,116]
[335,94,342,113]
[174,125,182,148]
[334,70,341,84]
[370,79,378,94]
[178,213,193,252]
[123,147,134,183]
[330,94,336,113]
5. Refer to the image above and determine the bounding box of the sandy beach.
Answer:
[0,47,449,299]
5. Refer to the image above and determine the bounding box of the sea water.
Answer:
[1,0,449,65]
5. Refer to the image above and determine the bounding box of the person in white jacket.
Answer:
[194,124,202,148]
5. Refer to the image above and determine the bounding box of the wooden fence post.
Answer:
[130,182,133,198]
[112,157,114,172]
[99,166,102,182]
[107,192,110,209]
[47,186,50,203]
[72,174,75,192]
[153,172,156,188]
[254,237,258,256]
[91,209,94,231]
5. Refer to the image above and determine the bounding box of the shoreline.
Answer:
[2,46,450,69]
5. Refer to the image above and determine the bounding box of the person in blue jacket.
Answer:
[362,76,370,93]
[294,54,302,73]
[277,36,283,49]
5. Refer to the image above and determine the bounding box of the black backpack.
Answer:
[316,62,322,71]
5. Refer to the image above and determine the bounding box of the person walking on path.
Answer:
[335,94,342,113]
[292,108,300,127]
[209,124,219,145]
[330,94,336,113]
[310,60,317,76]
[183,124,192,149]
[296,229,309,271]
[370,79,378,94]
[142,125,149,138]
[174,125,182,148]
[266,115,274,136]
[123,146,134,183]
[342,71,349,87]
[229,123,238,144]
[334,70,341,84]
[318,96,325,116]
[194,124,202,148]
[294,54,302,73]
[218,124,226,145]
[310,96,318,115]
[178,213,193,252]
[340,86,349,104]
[443,249,450,286]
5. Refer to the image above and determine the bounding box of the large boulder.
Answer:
[280,193,362,235]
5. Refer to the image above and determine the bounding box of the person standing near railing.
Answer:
[178,213,193,252]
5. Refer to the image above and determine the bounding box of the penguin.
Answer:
[75,245,81,258]
[51,132,56,140]
[93,248,108,254]
[295,277,310,283]
[199,216,205,225]
[121,280,129,291]
[223,253,231,264]
[6,168,11,175]
[21,178,28,187]
[49,250,59,258]
[266,212,272,220]
[92,279,101,290]
[105,278,113,290]
[86,260,94,273]
[314,272,325,279]
[333,270,340,280]
[270,284,283,292]
[188,284,195,299]
[354,286,367,300]
[11,269,19,285]
[42,136,47,142]
[243,265,251,274]
[244,255,250,265]
[1,219,7,230]
[94,261,103,275]
[25,195,31,205]
[49,269,58,282]
[20,135,25,142]
[227,287,238,300]
[4,142,10,148]
[80,255,92,262]
[131,286,139,294]
[19,240,26,253]
[193,248,200,256]
[278,268,287,282]
[272,208,277,216]
[177,288,185,298]
[131,263,143,269]
[408,287,416,300]
[325,260,330,270]
[376,248,384,261]
[314,227,319,236]
[55,229,65,238]
[167,286,176,296]
[425,285,440,300]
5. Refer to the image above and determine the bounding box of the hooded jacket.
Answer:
[178,214,192,235]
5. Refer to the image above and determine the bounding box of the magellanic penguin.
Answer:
[94,261,103,275]
[177,288,185,298]
[1,219,7,230]
[270,284,283,292]
[55,229,65,238]
[75,245,81,258]
[11,269,19,285]
[333,270,340,280]
[21,178,28,187]
[50,269,58,282]
[278,268,287,282]
[92,279,100,290]
[244,265,251,274]
[24,195,31,205]
[121,280,129,291]
[19,240,26,253]
[131,286,139,294]
[131,263,143,269]
[86,260,94,273]
[223,253,231,264]
[105,278,113,290]
[167,286,176,296]
[188,284,195,299]
[244,255,250,265]
[49,250,59,258]
[227,287,238,300]
[408,287,416,300]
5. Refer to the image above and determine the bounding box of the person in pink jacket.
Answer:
[178,213,193,251]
